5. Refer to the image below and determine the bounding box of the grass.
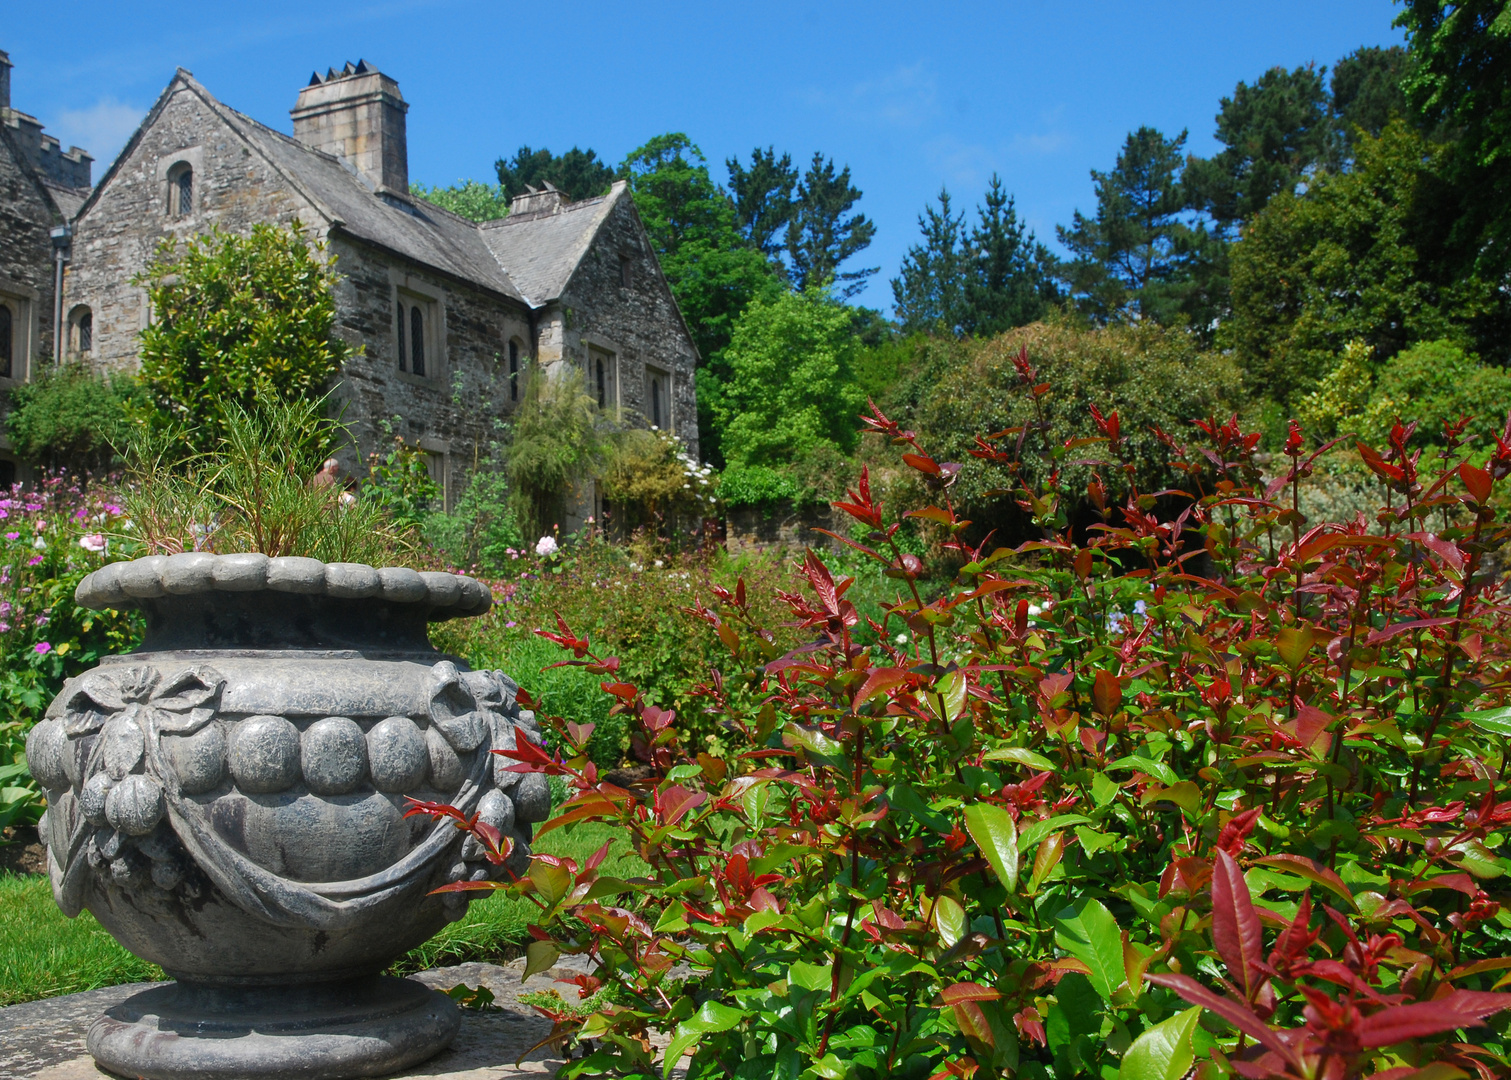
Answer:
[0,874,163,1006]
[0,818,642,1007]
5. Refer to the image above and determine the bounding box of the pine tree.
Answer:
[495,146,615,202]
[726,148,798,263]
[891,187,968,335]
[1183,66,1331,235]
[1057,127,1202,324]
[786,154,877,296]
[965,176,1059,337]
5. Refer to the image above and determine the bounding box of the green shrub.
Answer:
[505,371,613,543]
[134,222,352,449]
[419,373,1511,1080]
[890,318,1239,533]
[714,284,866,469]
[717,464,801,508]
[600,428,714,542]
[1364,338,1511,446]
[4,364,140,474]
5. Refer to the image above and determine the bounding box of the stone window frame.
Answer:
[387,270,447,387]
[585,342,619,419]
[507,336,525,403]
[0,276,40,387]
[67,304,93,358]
[157,147,203,220]
[645,364,673,433]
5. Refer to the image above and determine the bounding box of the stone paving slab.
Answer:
[0,957,679,1080]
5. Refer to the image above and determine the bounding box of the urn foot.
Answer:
[86,975,460,1080]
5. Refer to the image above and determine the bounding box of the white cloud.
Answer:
[50,98,147,171]
[804,62,939,130]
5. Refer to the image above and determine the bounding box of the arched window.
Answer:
[167,163,193,218]
[396,304,407,371]
[595,356,606,408]
[0,303,11,379]
[410,305,426,376]
[508,340,520,402]
[69,305,92,355]
[651,375,663,428]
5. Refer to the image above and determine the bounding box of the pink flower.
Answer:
[34,642,51,654]
[27,555,42,566]
[79,533,107,553]
[4,532,16,541]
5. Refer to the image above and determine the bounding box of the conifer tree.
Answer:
[786,154,877,296]
[726,147,798,263]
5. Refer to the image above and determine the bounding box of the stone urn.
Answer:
[24,553,549,1080]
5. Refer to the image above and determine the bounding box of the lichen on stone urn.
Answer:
[28,553,543,1080]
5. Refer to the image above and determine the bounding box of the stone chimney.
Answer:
[290,60,408,196]
[509,181,566,218]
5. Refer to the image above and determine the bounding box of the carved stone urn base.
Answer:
[86,976,460,1080]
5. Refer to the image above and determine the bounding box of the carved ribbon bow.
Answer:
[60,665,226,739]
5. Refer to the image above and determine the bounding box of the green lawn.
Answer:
[0,819,639,1007]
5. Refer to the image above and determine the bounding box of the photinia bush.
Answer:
[412,347,1511,1080]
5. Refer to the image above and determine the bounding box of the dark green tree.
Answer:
[619,134,782,464]
[1397,0,1511,283]
[891,187,968,335]
[965,176,1060,337]
[1057,127,1211,325]
[495,146,615,202]
[726,147,798,262]
[892,178,1058,337]
[1330,45,1412,163]
[1183,65,1331,234]
[785,153,877,296]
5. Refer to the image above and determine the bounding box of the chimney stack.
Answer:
[1,50,13,112]
[509,181,566,217]
[290,60,408,196]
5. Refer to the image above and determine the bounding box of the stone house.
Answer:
[59,59,698,514]
[0,49,94,485]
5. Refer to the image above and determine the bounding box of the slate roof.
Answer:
[78,71,634,310]
[479,186,623,306]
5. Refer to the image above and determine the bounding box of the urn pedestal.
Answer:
[24,554,545,1080]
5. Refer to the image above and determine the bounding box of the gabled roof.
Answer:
[76,70,653,312]
[479,184,624,306]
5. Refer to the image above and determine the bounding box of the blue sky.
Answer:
[5,1,1404,311]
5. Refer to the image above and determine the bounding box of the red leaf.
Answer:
[941,982,1002,1004]
[1254,854,1356,909]
[1091,669,1122,717]
[656,784,706,827]
[1356,991,1511,1048]
[902,452,942,477]
[1211,849,1266,1002]
[1460,462,1493,504]
[855,666,910,706]
[951,1002,996,1048]
[1144,972,1303,1069]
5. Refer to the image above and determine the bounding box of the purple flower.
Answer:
[34,642,51,654]
[4,532,16,541]
[505,621,517,628]
[27,555,43,566]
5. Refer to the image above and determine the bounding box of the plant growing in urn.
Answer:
[24,425,549,1079]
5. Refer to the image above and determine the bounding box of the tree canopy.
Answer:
[495,145,616,202]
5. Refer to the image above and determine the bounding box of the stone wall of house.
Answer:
[0,126,61,479]
[65,81,314,374]
[552,195,700,460]
[325,235,533,502]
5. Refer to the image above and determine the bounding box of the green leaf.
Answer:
[963,802,1019,892]
[788,961,833,993]
[528,860,573,906]
[1464,706,1511,738]
[1054,899,1126,1001]
[522,939,558,980]
[1106,755,1179,787]
[983,747,1058,771]
[934,895,967,945]
[888,783,952,833]
[1119,1007,1200,1080]
[1019,814,1094,851]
